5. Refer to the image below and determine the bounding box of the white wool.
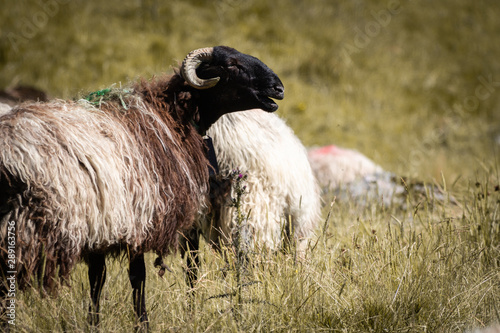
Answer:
[307,145,384,189]
[0,102,12,116]
[467,325,500,333]
[0,100,167,251]
[205,109,321,251]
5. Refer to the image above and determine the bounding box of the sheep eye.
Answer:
[230,64,247,76]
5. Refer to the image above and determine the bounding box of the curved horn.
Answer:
[181,47,220,89]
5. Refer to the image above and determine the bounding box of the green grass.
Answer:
[1,0,500,331]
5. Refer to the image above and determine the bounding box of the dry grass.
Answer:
[9,171,500,332]
[1,0,499,331]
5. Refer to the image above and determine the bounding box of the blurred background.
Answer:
[1,0,499,185]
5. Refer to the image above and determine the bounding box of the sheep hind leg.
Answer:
[180,228,201,290]
[129,253,149,331]
[86,252,106,327]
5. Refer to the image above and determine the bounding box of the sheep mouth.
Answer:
[258,97,276,111]
[259,88,284,112]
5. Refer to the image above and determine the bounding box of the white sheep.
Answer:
[308,144,455,208]
[195,109,322,256]
[308,144,384,188]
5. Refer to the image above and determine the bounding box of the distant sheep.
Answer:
[308,145,384,189]
[308,144,455,208]
[0,46,284,329]
[0,85,48,106]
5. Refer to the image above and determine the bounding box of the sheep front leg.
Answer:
[87,252,106,327]
[129,254,149,331]
[180,228,201,289]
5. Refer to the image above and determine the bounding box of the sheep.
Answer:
[0,46,284,330]
[0,85,48,107]
[181,109,321,287]
[0,86,47,117]
[308,144,456,208]
[308,145,384,189]
[206,109,321,252]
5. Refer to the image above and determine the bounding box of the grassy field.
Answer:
[9,177,500,332]
[1,0,499,331]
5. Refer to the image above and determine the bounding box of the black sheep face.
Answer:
[195,46,284,128]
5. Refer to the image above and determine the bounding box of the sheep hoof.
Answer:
[154,256,172,277]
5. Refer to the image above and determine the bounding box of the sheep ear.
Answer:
[181,48,221,89]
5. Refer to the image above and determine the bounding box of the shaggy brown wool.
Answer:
[0,73,210,292]
[127,74,210,253]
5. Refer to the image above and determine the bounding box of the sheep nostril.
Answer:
[273,85,285,99]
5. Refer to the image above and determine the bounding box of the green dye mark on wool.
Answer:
[84,85,132,110]
[85,88,112,102]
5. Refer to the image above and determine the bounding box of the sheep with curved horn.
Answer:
[0,46,284,330]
